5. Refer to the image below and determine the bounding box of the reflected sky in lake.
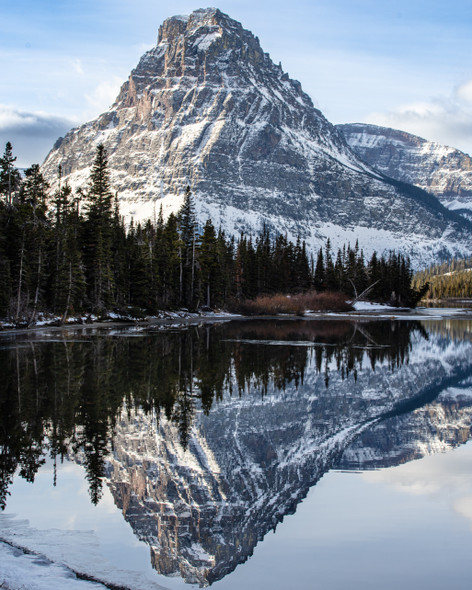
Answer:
[1,318,472,589]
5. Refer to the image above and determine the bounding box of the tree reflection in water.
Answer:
[0,319,431,510]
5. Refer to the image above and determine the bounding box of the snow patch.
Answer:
[0,515,170,590]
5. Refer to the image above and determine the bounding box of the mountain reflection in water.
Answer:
[1,319,472,586]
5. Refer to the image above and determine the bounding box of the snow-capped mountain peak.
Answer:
[41,9,471,266]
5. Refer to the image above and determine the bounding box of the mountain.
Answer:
[338,123,472,220]
[41,8,471,266]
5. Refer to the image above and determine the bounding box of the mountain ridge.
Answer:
[41,8,472,266]
[338,122,472,220]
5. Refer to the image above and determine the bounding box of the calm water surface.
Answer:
[1,318,472,589]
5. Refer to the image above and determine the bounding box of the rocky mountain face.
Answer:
[41,8,471,265]
[338,123,472,220]
[104,326,472,586]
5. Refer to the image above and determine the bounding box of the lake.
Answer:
[1,315,472,589]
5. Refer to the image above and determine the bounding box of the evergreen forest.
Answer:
[413,257,472,300]
[0,142,426,324]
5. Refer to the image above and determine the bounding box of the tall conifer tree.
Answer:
[83,144,115,311]
[178,186,198,307]
[0,142,21,205]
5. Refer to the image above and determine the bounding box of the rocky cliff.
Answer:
[41,8,471,265]
[338,123,472,220]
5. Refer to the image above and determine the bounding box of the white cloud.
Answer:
[0,105,76,135]
[362,444,472,528]
[72,58,84,75]
[456,80,472,104]
[365,79,472,155]
[453,496,472,529]
[0,72,124,166]
[0,105,77,166]
[83,76,124,119]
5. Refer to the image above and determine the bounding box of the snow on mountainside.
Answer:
[338,123,472,220]
[41,8,472,266]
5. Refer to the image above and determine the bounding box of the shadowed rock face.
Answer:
[338,123,472,220]
[105,325,472,586]
[41,8,471,265]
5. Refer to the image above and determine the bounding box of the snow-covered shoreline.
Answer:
[0,526,169,590]
[1,302,472,337]
[0,310,241,336]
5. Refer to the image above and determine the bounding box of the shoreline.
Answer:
[1,304,472,338]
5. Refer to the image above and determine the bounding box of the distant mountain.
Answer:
[338,123,472,220]
[41,8,471,265]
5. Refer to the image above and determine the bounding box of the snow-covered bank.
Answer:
[0,539,105,590]
[0,310,241,335]
[352,302,398,312]
[0,515,170,590]
[348,301,472,320]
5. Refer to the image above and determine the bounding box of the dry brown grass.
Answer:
[295,291,354,312]
[229,294,304,316]
[227,291,353,315]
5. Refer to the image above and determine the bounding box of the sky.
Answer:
[1,0,472,167]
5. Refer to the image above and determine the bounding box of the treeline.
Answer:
[0,142,426,323]
[413,257,472,300]
[311,240,427,307]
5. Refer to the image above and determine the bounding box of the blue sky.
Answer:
[1,0,472,166]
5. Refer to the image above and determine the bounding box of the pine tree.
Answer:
[160,213,182,307]
[82,144,115,311]
[177,186,198,308]
[199,219,220,307]
[271,233,292,293]
[50,182,86,319]
[0,202,11,316]
[314,248,325,291]
[334,249,346,293]
[255,224,271,294]
[0,142,21,205]
[20,165,50,324]
[128,222,154,310]
[220,231,235,302]
[110,194,129,308]
[324,239,337,291]
[4,188,50,322]
[293,237,312,292]
[235,235,258,299]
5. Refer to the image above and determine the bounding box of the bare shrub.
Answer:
[228,294,303,315]
[295,291,354,312]
[227,291,353,315]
